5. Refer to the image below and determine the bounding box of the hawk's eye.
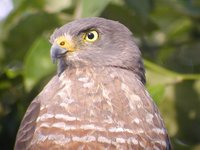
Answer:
[84,30,99,42]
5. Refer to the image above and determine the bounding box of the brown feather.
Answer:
[15,67,171,149]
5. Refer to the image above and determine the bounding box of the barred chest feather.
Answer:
[16,67,170,150]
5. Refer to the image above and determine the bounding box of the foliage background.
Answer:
[0,0,200,149]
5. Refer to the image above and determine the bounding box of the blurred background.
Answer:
[0,0,200,149]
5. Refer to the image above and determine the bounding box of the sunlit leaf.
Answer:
[77,0,111,18]
[44,0,72,13]
[147,84,165,104]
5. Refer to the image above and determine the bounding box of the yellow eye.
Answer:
[84,30,99,42]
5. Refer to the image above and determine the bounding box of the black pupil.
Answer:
[87,32,94,39]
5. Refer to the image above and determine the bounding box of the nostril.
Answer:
[60,41,65,46]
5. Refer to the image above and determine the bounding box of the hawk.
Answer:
[14,17,171,149]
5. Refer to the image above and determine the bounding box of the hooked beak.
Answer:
[50,44,67,64]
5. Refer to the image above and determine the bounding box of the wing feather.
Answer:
[14,99,40,150]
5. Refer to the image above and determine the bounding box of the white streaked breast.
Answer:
[55,113,81,121]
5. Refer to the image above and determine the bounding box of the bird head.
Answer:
[50,17,145,83]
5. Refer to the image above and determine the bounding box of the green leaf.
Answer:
[3,12,60,62]
[166,0,200,17]
[144,59,200,81]
[147,84,165,104]
[166,18,192,40]
[24,36,55,91]
[44,0,72,13]
[0,81,11,90]
[101,3,158,36]
[124,0,153,19]
[76,0,111,18]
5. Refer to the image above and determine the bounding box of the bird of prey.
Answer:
[14,17,171,150]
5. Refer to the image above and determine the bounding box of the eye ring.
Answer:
[84,30,99,42]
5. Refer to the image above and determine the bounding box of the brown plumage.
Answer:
[15,17,171,149]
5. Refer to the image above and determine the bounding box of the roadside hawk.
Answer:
[14,17,171,149]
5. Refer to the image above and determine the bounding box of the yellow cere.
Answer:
[55,36,75,52]
[83,30,99,42]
